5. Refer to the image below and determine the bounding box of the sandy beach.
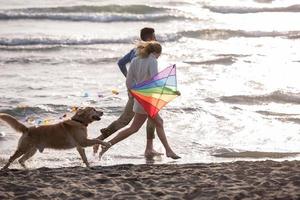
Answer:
[0,160,299,200]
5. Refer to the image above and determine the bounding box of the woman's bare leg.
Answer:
[152,114,180,159]
[145,118,163,157]
[99,113,147,159]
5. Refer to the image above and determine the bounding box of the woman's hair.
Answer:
[136,41,162,58]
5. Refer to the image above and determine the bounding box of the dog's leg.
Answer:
[18,148,37,169]
[79,138,110,148]
[76,146,89,167]
[1,149,25,170]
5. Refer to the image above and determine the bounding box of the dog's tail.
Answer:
[0,113,28,133]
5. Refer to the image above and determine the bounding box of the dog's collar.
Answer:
[71,118,88,127]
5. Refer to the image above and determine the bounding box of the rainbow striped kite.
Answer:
[130,64,180,118]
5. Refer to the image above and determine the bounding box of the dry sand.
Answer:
[0,160,299,200]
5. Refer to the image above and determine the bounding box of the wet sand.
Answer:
[0,160,299,199]
[213,151,300,159]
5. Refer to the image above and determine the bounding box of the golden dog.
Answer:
[0,107,109,169]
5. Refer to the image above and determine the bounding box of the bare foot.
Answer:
[95,141,110,155]
[99,142,112,160]
[93,134,105,154]
[94,140,110,155]
[144,149,163,158]
[166,152,181,159]
[93,144,100,154]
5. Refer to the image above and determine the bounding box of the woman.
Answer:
[99,41,180,159]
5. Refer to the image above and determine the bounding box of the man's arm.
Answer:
[117,49,135,77]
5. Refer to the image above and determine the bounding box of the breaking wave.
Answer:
[184,56,236,65]
[1,29,299,47]
[5,5,168,14]
[204,4,300,14]
[0,33,181,47]
[179,29,300,40]
[1,56,119,65]
[0,37,132,46]
[220,90,300,105]
[0,5,189,22]
[0,12,187,23]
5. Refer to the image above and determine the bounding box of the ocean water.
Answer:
[0,0,300,168]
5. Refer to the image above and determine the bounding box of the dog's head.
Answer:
[71,107,103,126]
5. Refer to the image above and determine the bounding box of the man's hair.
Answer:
[140,27,155,41]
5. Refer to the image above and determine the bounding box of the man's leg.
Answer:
[144,118,163,157]
[101,96,135,138]
[93,96,135,153]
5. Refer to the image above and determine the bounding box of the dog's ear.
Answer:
[71,108,86,122]
[76,108,85,116]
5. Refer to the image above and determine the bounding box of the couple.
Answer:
[93,28,180,160]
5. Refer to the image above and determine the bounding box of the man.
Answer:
[93,27,162,157]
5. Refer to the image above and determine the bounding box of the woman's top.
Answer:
[126,53,158,90]
[126,53,158,114]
